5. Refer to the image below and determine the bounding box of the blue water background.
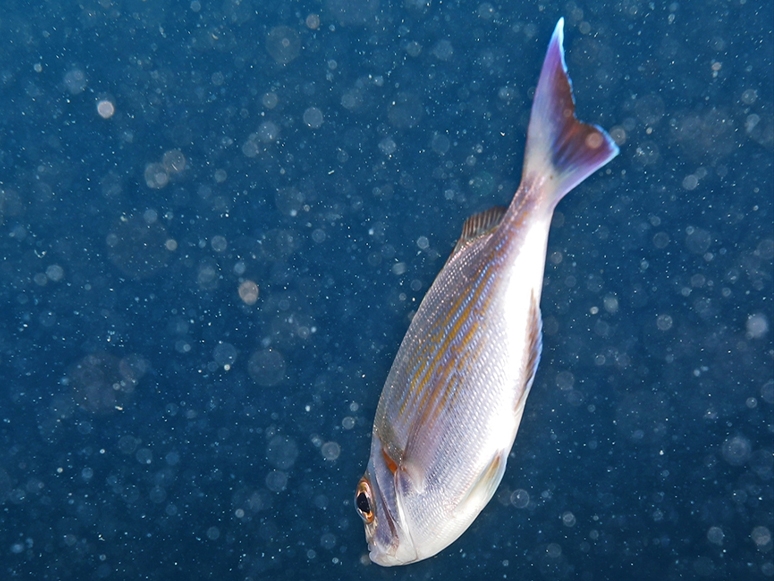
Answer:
[0,1,771,579]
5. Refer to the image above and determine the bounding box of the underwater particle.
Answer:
[555,370,574,391]
[64,68,87,94]
[741,89,758,105]
[266,26,301,65]
[210,235,227,252]
[242,138,260,158]
[32,272,48,286]
[69,353,147,414]
[263,229,300,260]
[258,120,280,142]
[379,137,396,156]
[746,313,768,339]
[431,132,451,155]
[545,543,562,559]
[478,2,495,19]
[685,226,712,255]
[238,280,259,305]
[405,40,422,57]
[609,125,627,145]
[603,294,619,314]
[266,435,299,470]
[118,435,139,454]
[262,92,279,109]
[136,448,153,465]
[196,259,219,290]
[275,187,305,216]
[721,435,752,466]
[752,526,772,548]
[144,162,169,189]
[46,264,64,281]
[498,85,518,102]
[432,39,454,61]
[632,141,660,167]
[97,99,115,119]
[653,231,670,249]
[248,349,286,387]
[265,470,288,492]
[162,149,187,174]
[707,526,724,545]
[305,14,320,29]
[321,441,341,461]
[757,238,774,260]
[213,342,237,368]
[100,172,123,199]
[761,380,774,405]
[303,106,324,129]
[656,314,673,331]
[682,174,699,190]
[341,89,363,111]
[510,489,529,508]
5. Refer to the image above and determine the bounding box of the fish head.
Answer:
[355,446,419,566]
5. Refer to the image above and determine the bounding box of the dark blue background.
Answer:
[0,1,771,579]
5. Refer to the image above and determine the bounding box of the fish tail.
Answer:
[520,18,619,210]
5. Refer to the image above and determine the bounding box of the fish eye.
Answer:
[355,478,375,524]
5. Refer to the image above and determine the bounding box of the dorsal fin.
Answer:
[448,205,507,260]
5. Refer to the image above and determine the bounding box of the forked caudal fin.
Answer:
[522,18,619,208]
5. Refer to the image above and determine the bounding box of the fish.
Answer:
[354,18,619,566]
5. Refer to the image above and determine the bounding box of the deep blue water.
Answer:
[0,1,772,580]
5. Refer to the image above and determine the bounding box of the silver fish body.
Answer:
[356,18,619,566]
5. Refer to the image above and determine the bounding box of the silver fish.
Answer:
[355,18,619,566]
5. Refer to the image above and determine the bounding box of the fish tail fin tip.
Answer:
[522,18,619,207]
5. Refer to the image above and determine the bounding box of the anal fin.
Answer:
[516,293,543,414]
[457,451,507,515]
[524,292,543,393]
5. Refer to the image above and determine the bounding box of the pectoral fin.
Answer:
[458,451,507,515]
[396,458,428,497]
